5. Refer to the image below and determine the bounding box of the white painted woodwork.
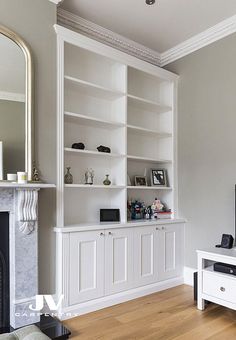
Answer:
[55,25,184,318]
[58,8,236,67]
[158,224,184,281]
[56,24,178,228]
[133,226,159,286]
[69,230,105,304]
[203,269,236,304]
[57,221,184,318]
[54,219,186,233]
[197,248,236,312]
[105,228,133,294]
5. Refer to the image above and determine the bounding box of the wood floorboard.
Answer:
[63,285,236,339]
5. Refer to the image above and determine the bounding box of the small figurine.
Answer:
[32,162,41,182]
[144,206,152,220]
[85,168,95,185]
[151,198,165,219]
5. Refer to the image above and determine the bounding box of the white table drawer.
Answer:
[203,271,236,303]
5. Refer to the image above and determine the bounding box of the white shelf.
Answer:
[65,75,125,100]
[127,186,172,190]
[127,155,172,164]
[127,124,172,138]
[65,184,125,189]
[64,148,125,158]
[58,35,176,228]
[0,182,55,189]
[203,265,236,280]
[64,111,125,129]
[54,219,186,232]
[128,94,172,113]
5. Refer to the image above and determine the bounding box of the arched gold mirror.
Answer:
[0,25,33,181]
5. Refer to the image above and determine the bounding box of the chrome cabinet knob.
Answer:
[156,227,160,230]
[100,232,105,236]
[220,287,225,292]
[108,231,113,235]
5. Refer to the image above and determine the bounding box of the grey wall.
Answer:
[165,33,236,269]
[0,100,25,176]
[0,0,57,292]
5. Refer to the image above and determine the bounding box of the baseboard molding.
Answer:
[59,276,184,320]
[184,266,197,286]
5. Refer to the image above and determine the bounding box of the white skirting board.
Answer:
[58,276,184,320]
[184,267,197,286]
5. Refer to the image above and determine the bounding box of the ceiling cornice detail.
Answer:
[57,9,161,66]
[57,9,236,67]
[49,0,64,5]
[161,14,236,66]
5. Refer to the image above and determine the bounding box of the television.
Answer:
[0,141,2,180]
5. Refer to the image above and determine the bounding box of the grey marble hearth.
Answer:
[0,184,55,329]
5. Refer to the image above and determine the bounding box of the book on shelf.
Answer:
[156,211,172,219]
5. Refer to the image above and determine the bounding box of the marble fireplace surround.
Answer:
[0,183,54,329]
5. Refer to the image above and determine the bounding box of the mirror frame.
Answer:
[0,25,33,181]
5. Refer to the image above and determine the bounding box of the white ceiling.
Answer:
[61,0,236,53]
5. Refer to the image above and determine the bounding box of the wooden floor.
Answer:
[63,285,236,339]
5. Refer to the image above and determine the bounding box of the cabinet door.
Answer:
[133,226,159,287]
[69,230,105,305]
[158,224,184,281]
[105,228,133,295]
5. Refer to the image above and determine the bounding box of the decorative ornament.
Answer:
[103,174,111,186]
[18,189,39,235]
[64,167,73,184]
[32,162,41,182]
[85,168,94,185]
[97,145,111,153]
[72,142,85,150]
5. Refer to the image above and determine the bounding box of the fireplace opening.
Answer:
[0,212,9,330]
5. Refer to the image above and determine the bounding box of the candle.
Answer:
[17,172,27,184]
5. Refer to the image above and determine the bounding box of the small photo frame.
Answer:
[134,176,147,186]
[151,169,167,187]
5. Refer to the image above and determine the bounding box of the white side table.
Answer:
[197,248,236,311]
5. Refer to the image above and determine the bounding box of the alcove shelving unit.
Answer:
[56,25,179,229]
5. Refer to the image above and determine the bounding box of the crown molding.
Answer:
[57,8,161,66]
[161,15,236,66]
[57,9,236,67]
[49,0,64,4]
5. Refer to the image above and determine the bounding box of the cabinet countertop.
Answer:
[54,218,186,233]
[197,247,236,260]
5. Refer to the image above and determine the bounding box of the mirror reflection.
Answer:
[0,33,25,180]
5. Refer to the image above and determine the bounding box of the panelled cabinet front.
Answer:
[158,224,184,281]
[105,228,133,294]
[69,230,105,305]
[68,223,184,306]
[133,226,159,287]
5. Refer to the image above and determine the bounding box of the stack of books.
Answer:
[156,211,172,219]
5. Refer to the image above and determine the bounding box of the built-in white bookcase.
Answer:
[56,25,178,228]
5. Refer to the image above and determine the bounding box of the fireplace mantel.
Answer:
[0,182,55,189]
[0,183,55,329]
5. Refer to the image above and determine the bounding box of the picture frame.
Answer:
[151,169,167,187]
[134,176,147,186]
